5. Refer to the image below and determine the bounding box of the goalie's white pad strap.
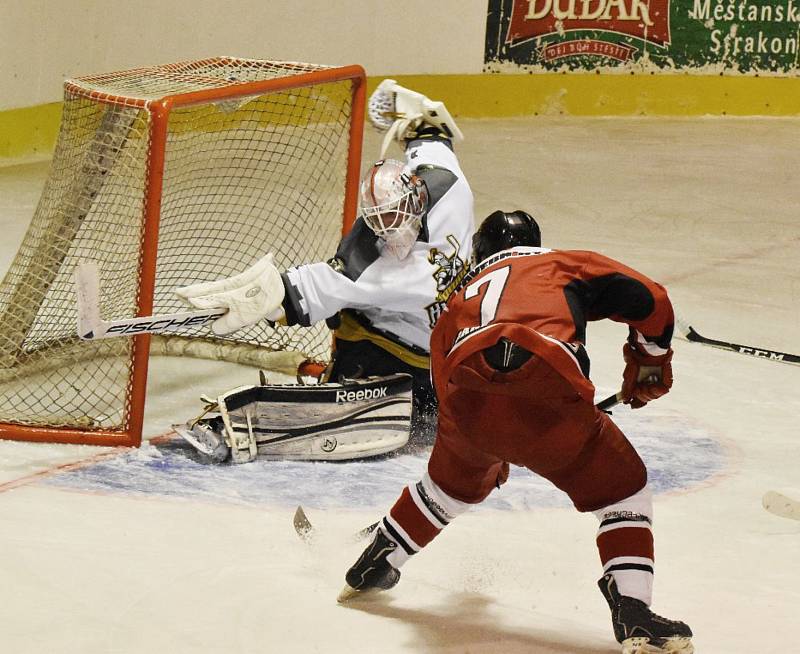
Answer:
[217,386,259,463]
[381,118,414,160]
[174,253,284,335]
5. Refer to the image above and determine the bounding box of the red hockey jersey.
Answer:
[430,247,674,402]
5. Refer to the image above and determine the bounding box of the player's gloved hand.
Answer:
[621,343,673,409]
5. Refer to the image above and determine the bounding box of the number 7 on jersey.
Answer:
[463,265,510,327]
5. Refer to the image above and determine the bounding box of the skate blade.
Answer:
[622,636,694,654]
[172,423,216,455]
[336,583,385,603]
[337,583,360,603]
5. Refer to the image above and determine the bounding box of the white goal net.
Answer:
[0,57,365,445]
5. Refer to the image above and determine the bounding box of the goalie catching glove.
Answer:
[368,79,464,158]
[174,374,414,463]
[174,253,285,335]
[621,341,673,409]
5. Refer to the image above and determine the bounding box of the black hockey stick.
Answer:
[596,390,623,412]
[677,317,800,365]
[292,391,624,544]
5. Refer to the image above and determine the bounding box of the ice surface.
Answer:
[1,117,798,654]
[41,405,725,513]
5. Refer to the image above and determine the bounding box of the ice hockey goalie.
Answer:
[174,374,413,463]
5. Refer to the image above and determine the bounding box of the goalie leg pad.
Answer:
[222,404,260,464]
[179,374,414,463]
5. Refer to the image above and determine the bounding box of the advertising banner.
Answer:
[485,0,800,73]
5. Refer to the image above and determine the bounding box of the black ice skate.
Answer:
[598,574,694,654]
[337,530,401,603]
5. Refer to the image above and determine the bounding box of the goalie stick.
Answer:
[675,315,800,366]
[762,491,800,521]
[293,391,625,544]
[74,262,226,339]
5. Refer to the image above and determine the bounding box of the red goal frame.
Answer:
[0,59,366,448]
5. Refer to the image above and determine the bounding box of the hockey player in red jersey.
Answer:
[339,210,693,654]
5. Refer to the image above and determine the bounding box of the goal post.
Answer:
[0,57,366,448]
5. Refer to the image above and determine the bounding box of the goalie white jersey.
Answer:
[282,138,474,353]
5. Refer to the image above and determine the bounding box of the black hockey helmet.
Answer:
[472,210,541,263]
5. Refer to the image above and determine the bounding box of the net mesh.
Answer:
[0,58,358,432]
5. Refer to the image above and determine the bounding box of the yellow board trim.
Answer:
[369,74,800,117]
[4,73,800,161]
[0,102,61,160]
[335,312,430,370]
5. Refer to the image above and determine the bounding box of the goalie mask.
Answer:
[359,159,428,260]
[472,210,542,264]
